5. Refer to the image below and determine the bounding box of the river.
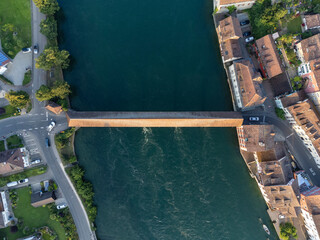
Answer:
[57,0,278,239]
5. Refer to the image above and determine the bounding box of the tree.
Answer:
[227,5,237,14]
[280,222,297,240]
[40,16,58,41]
[35,85,52,101]
[35,81,71,102]
[33,0,60,15]
[5,90,30,109]
[51,81,71,99]
[35,47,70,70]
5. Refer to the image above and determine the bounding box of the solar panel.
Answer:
[0,51,9,66]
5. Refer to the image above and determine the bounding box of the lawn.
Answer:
[6,135,23,149]
[287,16,302,34]
[23,70,32,85]
[0,105,19,120]
[0,0,31,58]
[0,141,4,152]
[0,188,66,240]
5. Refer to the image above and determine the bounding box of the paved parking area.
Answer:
[20,132,43,163]
[3,51,32,86]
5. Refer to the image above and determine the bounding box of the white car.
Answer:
[245,36,254,43]
[18,178,29,184]
[31,159,41,165]
[57,204,67,210]
[249,117,259,121]
[47,121,56,132]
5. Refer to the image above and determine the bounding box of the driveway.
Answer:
[3,51,32,86]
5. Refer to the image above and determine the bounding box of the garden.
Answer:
[0,0,31,58]
[0,187,66,240]
[6,135,23,149]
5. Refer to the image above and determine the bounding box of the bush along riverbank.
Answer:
[33,0,98,230]
[55,127,98,226]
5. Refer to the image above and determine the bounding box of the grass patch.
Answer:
[286,17,302,34]
[0,187,66,240]
[275,107,286,120]
[0,141,4,152]
[23,71,31,85]
[0,105,19,120]
[0,0,31,58]
[0,75,13,85]
[6,135,23,149]
[0,165,47,186]
[55,128,77,165]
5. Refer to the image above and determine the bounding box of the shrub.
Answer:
[275,107,286,120]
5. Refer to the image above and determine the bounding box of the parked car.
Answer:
[31,159,41,164]
[240,20,250,26]
[245,36,254,43]
[45,138,50,147]
[18,178,29,184]
[22,47,31,53]
[33,44,38,54]
[249,117,259,121]
[57,204,67,210]
[243,31,251,37]
[47,121,56,132]
[7,181,18,187]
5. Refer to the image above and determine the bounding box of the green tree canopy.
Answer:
[35,81,71,102]
[280,222,297,240]
[51,81,71,99]
[33,0,60,15]
[5,90,30,109]
[35,85,52,101]
[35,47,70,70]
[40,16,58,41]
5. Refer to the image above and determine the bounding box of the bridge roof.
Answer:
[66,111,244,127]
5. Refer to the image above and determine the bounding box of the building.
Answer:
[31,191,56,208]
[0,51,10,75]
[0,148,30,176]
[229,59,266,110]
[0,191,11,228]
[261,181,300,218]
[254,34,283,79]
[45,102,63,115]
[215,0,256,13]
[237,124,276,152]
[296,34,320,107]
[258,156,293,186]
[300,186,320,240]
[216,16,242,43]
[216,16,243,63]
[303,14,320,32]
[281,99,320,168]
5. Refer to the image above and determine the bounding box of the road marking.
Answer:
[40,127,44,129]
[5,124,12,127]
[34,114,38,116]
[58,124,61,126]
[29,121,36,123]
[29,128,32,130]
[22,129,26,131]
[17,122,24,125]
[34,128,38,130]
[41,113,44,116]
[286,133,294,138]
[46,112,48,118]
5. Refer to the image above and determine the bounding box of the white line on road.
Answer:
[17,122,24,125]
[40,127,44,129]
[29,128,32,130]
[286,133,294,139]
[34,128,38,130]
[5,124,12,127]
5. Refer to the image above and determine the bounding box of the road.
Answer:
[242,113,320,186]
[0,2,94,240]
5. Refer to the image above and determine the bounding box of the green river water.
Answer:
[58,0,278,239]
